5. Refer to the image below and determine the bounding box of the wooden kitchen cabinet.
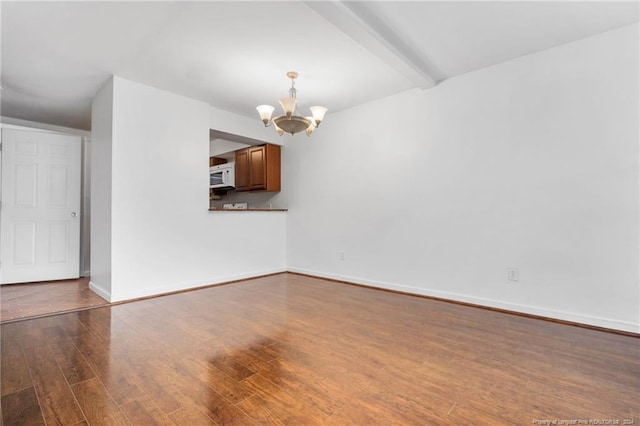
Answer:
[209,156,227,167]
[235,149,250,190]
[235,143,281,192]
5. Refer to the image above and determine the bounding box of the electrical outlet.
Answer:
[508,267,519,282]
[340,251,345,261]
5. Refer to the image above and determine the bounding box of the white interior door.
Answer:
[1,128,81,284]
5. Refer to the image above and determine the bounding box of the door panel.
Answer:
[12,222,36,265]
[14,135,38,155]
[1,128,81,284]
[48,222,69,263]
[14,163,38,207]
[48,165,69,207]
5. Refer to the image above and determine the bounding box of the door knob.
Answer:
[71,212,78,217]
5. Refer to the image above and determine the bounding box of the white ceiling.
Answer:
[1,1,638,131]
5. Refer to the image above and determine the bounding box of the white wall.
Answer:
[81,137,91,277]
[0,117,90,138]
[89,78,114,299]
[210,139,250,157]
[210,106,280,146]
[90,77,286,302]
[286,24,640,333]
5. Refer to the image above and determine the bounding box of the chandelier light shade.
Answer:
[256,71,327,136]
[256,105,275,126]
[309,106,328,126]
[279,97,297,117]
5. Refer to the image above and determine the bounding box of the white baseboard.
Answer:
[287,267,640,334]
[88,281,111,302]
[109,268,287,303]
[87,267,639,334]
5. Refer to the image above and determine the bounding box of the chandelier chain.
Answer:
[289,78,297,99]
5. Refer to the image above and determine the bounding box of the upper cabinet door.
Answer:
[264,143,281,192]
[234,149,250,191]
[248,146,267,190]
[234,144,280,193]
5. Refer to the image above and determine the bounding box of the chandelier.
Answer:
[256,71,328,136]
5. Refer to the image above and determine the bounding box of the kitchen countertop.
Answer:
[208,208,288,212]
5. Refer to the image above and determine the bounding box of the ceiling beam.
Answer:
[305,1,437,90]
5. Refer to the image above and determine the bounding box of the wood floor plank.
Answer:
[156,361,256,426]
[49,336,95,385]
[179,357,254,404]
[22,344,85,425]
[1,387,45,426]
[1,273,638,424]
[346,375,451,425]
[75,308,114,341]
[234,394,285,425]
[188,388,256,426]
[240,373,331,425]
[70,378,130,425]
[0,278,108,323]
[70,322,145,405]
[125,361,186,414]
[167,405,217,425]
[246,356,350,416]
[208,352,256,382]
[6,321,48,350]
[119,396,174,425]
[0,338,32,397]
[129,352,252,424]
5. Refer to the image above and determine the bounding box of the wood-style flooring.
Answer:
[1,277,109,323]
[1,273,638,425]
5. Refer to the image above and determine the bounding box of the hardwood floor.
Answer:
[1,273,638,425]
[0,277,109,323]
